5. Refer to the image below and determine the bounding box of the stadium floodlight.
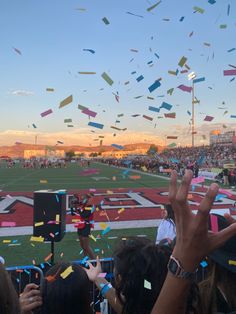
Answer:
[187,71,196,147]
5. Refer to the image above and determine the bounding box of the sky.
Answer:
[0,0,236,147]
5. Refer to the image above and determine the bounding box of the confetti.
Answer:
[160,102,172,111]
[229,260,236,266]
[148,81,161,92]
[102,17,110,25]
[82,108,97,118]
[64,119,72,123]
[126,12,144,18]
[83,49,95,54]
[59,95,73,108]
[46,88,54,92]
[143,115,153,121]
[148,106,160,113]
[78,71,96,75]
[1,222,16,227]
[193,6,205,14]
[178,56,187,67]
[204,115,214,122]
[13,47,22,55]
[136,75,144,82]
[30,236,44,242]
[224,69,236,76]
[111,144,124,150]
[147,0,161,12]
[88,122,104,129]
[144,279,152,290]
[101,72,114,86]
[60,266,74,279]
[178,85,192,93]
[164,112,176,118]
[40,109,53,117]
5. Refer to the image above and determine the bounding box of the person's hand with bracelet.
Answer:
[84,257,122,313]
[152,170,236,314]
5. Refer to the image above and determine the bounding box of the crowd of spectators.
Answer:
[99,144,236,185]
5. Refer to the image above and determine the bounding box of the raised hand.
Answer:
[169,169,236,271]
[84,256,102,282]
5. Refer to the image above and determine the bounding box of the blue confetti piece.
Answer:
[227,48,236,53]
[83,48,95,54]
[192,185,196,191]
[55,195,59,203]
[230,77,235,82]
[148,80,161,93]
[154,53,160,59]
[208,0,216,4]
[32,123,37,128]
[200,260,208,268]
[160,102,172,111]
[111,144,124,150]
[147,60,153,65]
[88,121,104,129]
[193,77,205,84]
[24,269,30,275]
[40,263,45,269]
[148,106,160,113]
[55,232,59,236]
[215,194,227,201]
[230,115,236,118]
[131,71,137,75]
[136,75,144,82]
[179,16,185,22]
[187,110,191,116]
[102,227,111,236]
[227,4,230,16]
[94,248,100,252]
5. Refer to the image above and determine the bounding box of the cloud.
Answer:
[11,90,34,96]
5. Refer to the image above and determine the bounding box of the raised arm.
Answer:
[151,170,236,314]
[85,257,123,314]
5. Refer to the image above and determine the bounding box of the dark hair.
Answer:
[164,204,175,223]
[198,261,236,313]
[113,237,171,314]
[41,262,92,314]
[0,263,20,314]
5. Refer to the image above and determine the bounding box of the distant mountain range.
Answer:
[0,143,164,158]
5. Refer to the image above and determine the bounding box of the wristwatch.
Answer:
[167,255,197,280]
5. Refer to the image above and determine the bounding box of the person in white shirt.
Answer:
[156,204,176,245]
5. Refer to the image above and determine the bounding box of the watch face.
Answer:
[169,259,179,274]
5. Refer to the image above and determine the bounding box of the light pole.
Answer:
[191,80,195,147]
[188,72,196,147]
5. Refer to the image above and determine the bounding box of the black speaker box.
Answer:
[33,190,67,242]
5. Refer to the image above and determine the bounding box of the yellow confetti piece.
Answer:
[40,180,48,184]
[99,222,108,230]
[229,260,236,266]
[72,219,81,223]
[118,208,125,214]
[106,190,113,194]
[30,236,44,243]
[85,207,92,211]
[56,215,60,222]
[59,95,73,108]
[60,266,74,279]
[3,240,11,243]
[34,222,44,227]
[141,166,147,172]
[89,234,97,242]
[31,243,35,247]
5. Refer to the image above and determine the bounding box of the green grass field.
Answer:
[0,228,157,266]
[0,162,169,191]
[0,162,164,266]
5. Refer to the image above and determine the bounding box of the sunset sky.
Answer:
[0,0,236,147]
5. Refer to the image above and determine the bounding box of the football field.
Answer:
[0,162,235,266]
